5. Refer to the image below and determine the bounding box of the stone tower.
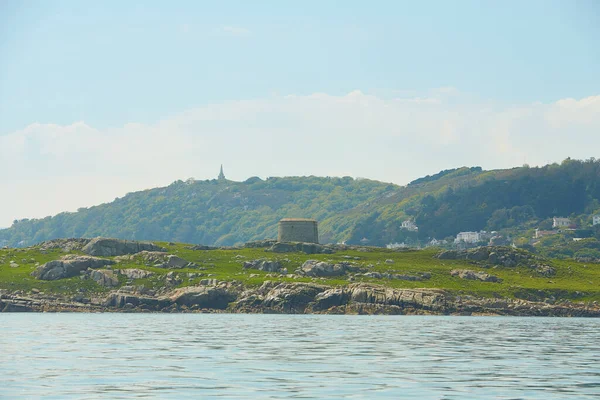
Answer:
[278,219,319,243]
[218,164,225,180]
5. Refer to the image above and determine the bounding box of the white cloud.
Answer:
[1,90,599,227]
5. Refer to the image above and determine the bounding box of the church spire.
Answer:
[218,164,225,180]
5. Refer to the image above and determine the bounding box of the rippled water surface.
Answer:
[1,314,600,399]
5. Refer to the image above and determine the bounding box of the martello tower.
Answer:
[278,218,319,244]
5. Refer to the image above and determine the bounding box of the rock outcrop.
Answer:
[269,242,334,254]
[82,237,166,257]
[116,268,155,279]
[437,246,539,267]
[243,259,283,273]
[37,238,90,253]
[32,255,115,280]
[234,281,328,313]
[169,286,237,309]
[297,260,362,277]
[117,251,195,269]
[450,269,502,283]
[2,280,599,317]
[90,269,119,287]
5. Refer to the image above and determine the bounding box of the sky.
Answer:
[0,0,599,227]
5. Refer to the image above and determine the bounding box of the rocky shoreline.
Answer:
[2,281,599,317]
[2,238,599,317]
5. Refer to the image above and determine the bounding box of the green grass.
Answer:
[1,242,600,302]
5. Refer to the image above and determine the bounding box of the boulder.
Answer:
[166,255,188,269]
[169,286,237,309]
[105,290,170,310]
[165,271,182,286]
[261,282,327,312]
[347,284,447,311]
[243,259,282,273]
[450,269,502,283]
[244,239,278,248]
[82,237,166,257]
[535,265,556,277]
[311,288,350,311]
[269,242,334,254]
[117,269,155,279]
[90,269,119,287]
[466,247,490,261]
[38,238,90,253]
[298,260,360,277]
[437,250,458,260]
[187,245,219,250]
[133,251,194,269]
[32,255,115,280]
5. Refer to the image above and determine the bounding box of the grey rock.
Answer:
[166,255,189,269]
[90,269,119,287]
[535,265,556,277]
[243,259,282,273]
[165,271,182,286]
[169,286,237,309]
[311,288,350,311]
[299,260,361,277]
[82,237,166,257]
[32,255,115,280]
[450,269,502,283]
[117,269,154,279]
[244,239,278,248]
[260,282,327,312]
[269,242,334,255]
[37,238,90,253]
[187,244,219,250]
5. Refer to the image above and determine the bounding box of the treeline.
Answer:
[0,176,394,247]
[2,159,599,248]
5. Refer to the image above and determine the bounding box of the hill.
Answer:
[1,158,600,248]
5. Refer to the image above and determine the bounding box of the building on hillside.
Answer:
[400,219,418,232]
[593,215,600,226]
[386,242,408,249]
[427,238,446,247]
[218,164,226,180]
[552,217,571,229]
[454,231,481,244]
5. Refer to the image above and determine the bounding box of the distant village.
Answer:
[385,214,600,250]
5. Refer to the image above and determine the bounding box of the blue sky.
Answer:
[1,0,598,132]
[0,0,599,226]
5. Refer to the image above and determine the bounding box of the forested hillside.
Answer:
[0,176,396,247]
[1,158,599,248]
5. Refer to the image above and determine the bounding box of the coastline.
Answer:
[2,282,599,317]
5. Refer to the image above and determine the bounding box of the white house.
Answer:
[593,215,600,226]
[454,231,481,244]
[427,238,446,247]
[553,217,572,228]
[401,219,418,232]
[386,242,408,249]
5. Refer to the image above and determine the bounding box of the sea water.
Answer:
[1,314,599,399]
